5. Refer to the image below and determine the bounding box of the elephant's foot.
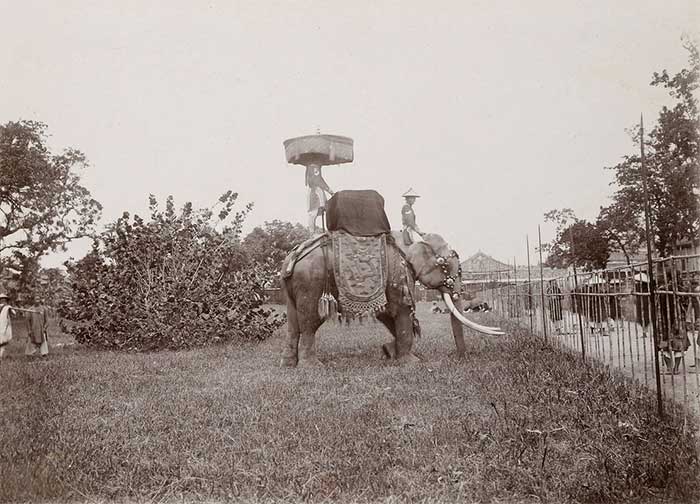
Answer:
[448,350,466,361]
[382,342,397,360]
[297,355,324,368]
[383,342,418,364]
[280,355,298,367]
[396,353,421,365]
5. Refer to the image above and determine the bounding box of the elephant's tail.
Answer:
[281,275,300,335]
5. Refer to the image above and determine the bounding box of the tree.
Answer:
[596,202,644,265]
[544,209,610,271]
[242,220,310,280]
[0,120,102,298]
[606,38,699,256]
[63,192,284,350]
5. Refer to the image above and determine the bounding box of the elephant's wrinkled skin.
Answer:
[280,232,501,367]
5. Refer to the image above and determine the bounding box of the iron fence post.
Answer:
[538,225,548,343]
[640,114,664,419]
[527,235,534,334]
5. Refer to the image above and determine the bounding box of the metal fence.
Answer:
[479,254,700,420]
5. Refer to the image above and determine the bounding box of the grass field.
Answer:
[1,304,698,503]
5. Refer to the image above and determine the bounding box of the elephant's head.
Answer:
[403,233,504,354]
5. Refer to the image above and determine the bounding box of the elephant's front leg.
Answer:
[393,306,420,364]
[377,312,397,359]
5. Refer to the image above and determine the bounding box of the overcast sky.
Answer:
[2,1,698,267]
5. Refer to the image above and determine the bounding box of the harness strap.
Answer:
[321,240,333,292]
[386,233,416,279]
[318,238,338,319]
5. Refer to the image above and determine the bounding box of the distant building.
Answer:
[460,251,511,284]
[460,251,566,284]
[673,237,700,273]
[606,249,646,268]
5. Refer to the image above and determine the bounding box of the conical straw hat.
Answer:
[402,188,420,198]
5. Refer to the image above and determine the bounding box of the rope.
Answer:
[10,307,44,314]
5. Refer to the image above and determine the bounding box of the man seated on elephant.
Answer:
[401,188,424,245]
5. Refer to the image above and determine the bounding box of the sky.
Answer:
[1,1,698,268]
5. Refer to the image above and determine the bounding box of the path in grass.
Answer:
[0,304,698,503]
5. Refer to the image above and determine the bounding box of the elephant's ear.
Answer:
[406,241,436,279]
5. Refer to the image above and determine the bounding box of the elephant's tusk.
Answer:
[443,295,501,331]
[442,293,505,336]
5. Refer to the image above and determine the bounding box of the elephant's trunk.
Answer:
[442,293,505,336]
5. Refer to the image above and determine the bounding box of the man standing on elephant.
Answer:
[401,188,424,245]
[306,163,334,234]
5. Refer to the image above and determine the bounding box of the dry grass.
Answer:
[0,304,698,503]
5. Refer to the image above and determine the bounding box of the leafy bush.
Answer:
[242,219,310,284]
[63,192,284,350]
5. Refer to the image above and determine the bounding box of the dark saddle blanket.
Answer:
[332,231,388,316]
[327,190,391,237]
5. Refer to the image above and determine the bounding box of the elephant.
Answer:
[280,231,504,367]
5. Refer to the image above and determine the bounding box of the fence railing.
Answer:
[479,254,700,420]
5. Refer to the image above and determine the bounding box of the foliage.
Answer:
[24,267,71,308]
[543,209,610,270]
[63,192,283,350]
[242,219,310,280]
[545,39,699,263]
[0,120,102,299]
[595,202,645,265]
[606,37,699,256]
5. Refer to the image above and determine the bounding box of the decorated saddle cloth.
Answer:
[331,231,388,317]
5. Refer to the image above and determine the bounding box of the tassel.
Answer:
[319,292,338,321]
[412,315,422,338]
[401,284,412,306]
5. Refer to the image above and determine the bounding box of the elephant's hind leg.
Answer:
[297,329,324,367]
[296,296,324,368]
[280,298,300,367]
